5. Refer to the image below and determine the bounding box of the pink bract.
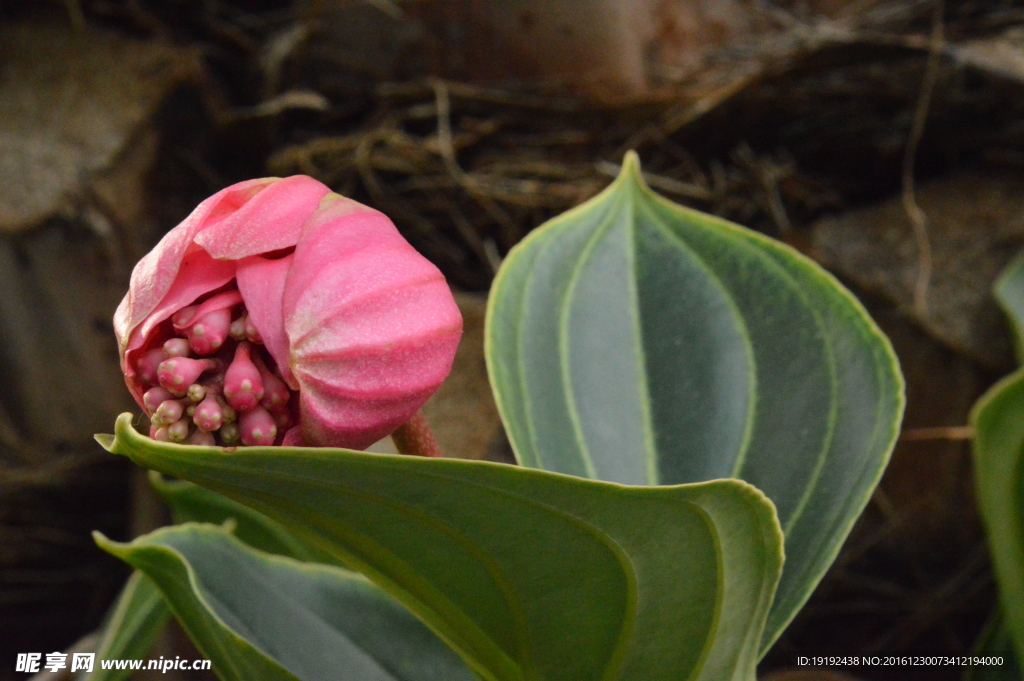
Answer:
[115,176,462,449]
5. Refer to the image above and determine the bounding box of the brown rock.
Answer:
[812,173,1024,370]
[0,21,194,233]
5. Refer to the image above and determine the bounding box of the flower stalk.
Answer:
[391,410,443,458]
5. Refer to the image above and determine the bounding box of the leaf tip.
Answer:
[92,530,125,557]
[618,150,647,189]
[621,149,641,172]
[107,412,142,453]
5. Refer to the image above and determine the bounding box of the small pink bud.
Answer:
[224,342,264,412]
[167,418,191,442]
[244,316,262,344]
[220,421,240,444]
[162,338,192,358]
[186,383,206,403]
[270,407,294,431]
[143,387,174,414]
[172,290,243,337]
[152,426,171,442]
[187,307,232,355]
[136,349,165,386]
[216,395,237,424]
[172,305,198,329]
[239,406,277,446]
[157,357,220,396]
[187,429,217,446]
[282,426,304,447]
[258,367,290,411]
[153,399,186,426]
[193,394,224,432]
[229,316,247,341]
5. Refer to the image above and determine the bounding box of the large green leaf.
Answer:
[150,472,334,563]
[972,370,1024,668]
[87,472,436,681]
[82,473,336,680]
[485,152,904,650]
[97,523,476,681]
[970,249,1024,668]
[80,571,170,681]
[98,412,784,681]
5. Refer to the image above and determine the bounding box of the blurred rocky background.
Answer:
[4,1,1024,679]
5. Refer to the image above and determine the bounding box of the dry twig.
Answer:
[901,0,944,318]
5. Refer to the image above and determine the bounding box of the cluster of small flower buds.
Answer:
[135,285,296,446]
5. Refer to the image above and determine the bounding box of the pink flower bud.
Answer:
[256,360,290,411]
[270,407,294,432]
[153,399,186,426]
[224,342,264,412]
[215,395,237,424]
[187,307,232,355]
[172,305,198,329]
[282,426,304,447]
[136,349,165,386]
[244,316,262,344]
[186,383,206,403]
[193,394,224,432]
[115,176,461,448]
[157,357,220,396]
[143,387,174,414]
[188,429,217,447]
[220,421,240,444]
[167,418,191,442]
[162,338,191,358]
[239,406,277,446]
[174,290,242,355]
[229,316,247,341]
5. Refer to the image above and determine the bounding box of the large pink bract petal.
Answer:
[284,194,462,448]
[114,178,276,356]
[236,254,296,388]
[115,177,330,360]
[193,176,330,260]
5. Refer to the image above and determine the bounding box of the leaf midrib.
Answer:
[558,190,640,481]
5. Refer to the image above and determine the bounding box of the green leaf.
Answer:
[150,472,334,563]
[82,466,343,681]
[96,523,478,681]
[81,571,170,681]
[99,412,784,681]
[485,152,904,651]
[971,367,1024,667]
[994,249,1024,364]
